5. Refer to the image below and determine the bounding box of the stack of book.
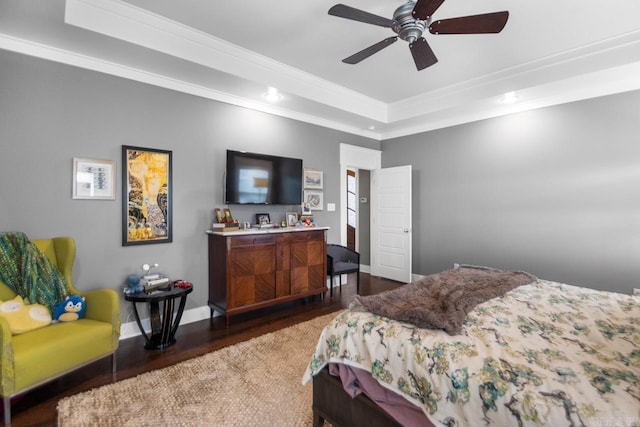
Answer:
[142,275,171,292]
[251,223,275,229]
[212,223,239,232]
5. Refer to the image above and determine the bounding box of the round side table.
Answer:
[124,283,193,349]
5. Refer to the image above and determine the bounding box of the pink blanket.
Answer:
[329,363,435,427]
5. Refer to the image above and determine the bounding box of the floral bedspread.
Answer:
[303,280,640,427]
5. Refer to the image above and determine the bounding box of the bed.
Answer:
[303,266,640,427]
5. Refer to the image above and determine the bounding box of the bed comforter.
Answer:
[303,280,640,427]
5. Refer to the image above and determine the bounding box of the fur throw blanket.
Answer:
[350,265,537,335]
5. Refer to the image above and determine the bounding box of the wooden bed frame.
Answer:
[312,367,402,427]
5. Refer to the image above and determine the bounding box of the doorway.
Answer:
[346,169,356,251]
[339,144,380,274]
[343,168,371,262]
[339,143,412,282]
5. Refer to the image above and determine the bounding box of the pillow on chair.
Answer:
[0,295,52,334]
[52,295,86,322]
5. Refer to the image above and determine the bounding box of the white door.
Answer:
[370,165,412,283]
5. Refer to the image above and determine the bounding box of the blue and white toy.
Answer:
[52,295,86,322]
[124,274,144,295]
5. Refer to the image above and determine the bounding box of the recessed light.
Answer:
[500,91,519,104]
[263,87,283,102]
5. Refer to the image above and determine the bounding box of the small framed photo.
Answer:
[224,208,234,224]
[303,168,323,189]
[303,190,323,211]
[256,213,271,225]
[214,208,225,224]
[286,212,298,227]
[72,157,116,200]
[301,202,312,215]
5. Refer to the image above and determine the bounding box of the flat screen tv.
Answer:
[225,150,303,205]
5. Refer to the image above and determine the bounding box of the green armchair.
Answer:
[0,237,120,425]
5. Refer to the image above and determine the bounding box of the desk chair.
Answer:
[326,244,360,297]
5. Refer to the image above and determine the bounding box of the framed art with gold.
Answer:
[122,145,173,246]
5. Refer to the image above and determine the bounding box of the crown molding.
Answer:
[0,34,382,140]
[4,0,640,141]
[389,29,640,123]
[381,60,640,140]
[3,29,638,142]
[64,0,640,138]
[64,0,388,123]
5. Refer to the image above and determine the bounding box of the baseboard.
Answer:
[119,305,212,340]
[120,267,379,341]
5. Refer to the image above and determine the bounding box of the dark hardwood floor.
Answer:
[10,273,402,426]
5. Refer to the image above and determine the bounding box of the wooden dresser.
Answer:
[207,227,328,325]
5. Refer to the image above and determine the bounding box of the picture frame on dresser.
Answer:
[214,208,225,224]
[286,212,298,227]
[256,213,270,225]
[122,145,172,246]
[302,202,312,215]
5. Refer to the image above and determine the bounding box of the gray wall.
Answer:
[3,48,638,310]
[0,50,379,320]
[382,90,640,294]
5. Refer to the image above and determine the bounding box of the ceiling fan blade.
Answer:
[412,0,446,20]
[429,11,509,34]
[342,37,398,64]
[409,37,438,70]
[329,4,395,27]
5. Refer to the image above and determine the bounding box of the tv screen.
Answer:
[225,150,303,205]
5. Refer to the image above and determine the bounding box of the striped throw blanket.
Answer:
[0,232,70,312]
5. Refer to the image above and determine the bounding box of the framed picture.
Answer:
[122,145,172,246]
[215,208,224,224]
[72,157,115,200]
[224,208,234,224]
[256,213,271,225]
[286,212,298,227]
[303,190,323,211]
[303,168,323,189]
[301,202,312,215]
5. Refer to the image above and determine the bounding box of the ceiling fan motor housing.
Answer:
[392,1,429,43]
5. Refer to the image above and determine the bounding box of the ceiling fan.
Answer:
[328,0,509,71]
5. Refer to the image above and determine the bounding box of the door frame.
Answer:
[339,144,381,248]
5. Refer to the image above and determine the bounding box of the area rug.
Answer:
[57,312,340,426]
